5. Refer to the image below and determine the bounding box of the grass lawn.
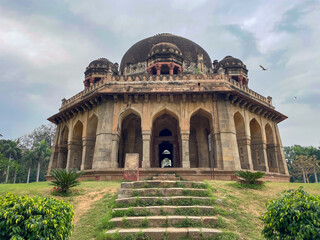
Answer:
[210,181,320,240]
[0,180,319,240]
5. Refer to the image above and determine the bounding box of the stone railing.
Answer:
[226,77,273,106]
[60,73,273,110]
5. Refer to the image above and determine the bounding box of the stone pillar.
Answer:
[238,75,243,84]
[244,138,253,170]
[243,110,253,170]
[89,77,95,86]
[181,132,190,168]
[274,123,289,175]
[80,138,95,170]
[216,97,242,171]
[66,141,76,169]
[196,127,210,168]
[142,132,151,168]
[56,147,64,168]
[110,133,120,168]
[169,63,174,75]
[92,99,114,169]
[262,142,269,172]
[155,64,161,75]
[212,95,223,169]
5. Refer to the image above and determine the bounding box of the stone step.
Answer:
[121,180,206,189]
[115,196,213,207]
[117,187,209,198]
[152,176,181,181]
[113,205,215,216]
[106,227,222,240]
[109,215,218,228]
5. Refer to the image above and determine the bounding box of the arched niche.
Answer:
[234,112,249,169]
[151,113,181,168]
[189,109,213,168]
[250,118,265,171]
[71,120,83,170]
[118,113,142,168]
[84,115,98,170]
[265,123,278,172]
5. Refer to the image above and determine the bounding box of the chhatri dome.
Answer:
[47,33,289,182]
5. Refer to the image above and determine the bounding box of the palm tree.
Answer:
[23,150,37,183]
[1,140,20,183]
[33,140,50,182]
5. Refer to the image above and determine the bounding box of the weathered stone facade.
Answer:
[47,33,289,181]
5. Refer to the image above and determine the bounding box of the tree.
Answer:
[0,153,9,178]
[33,140,51,182]
[18,123,56,150]
[0,140,21,183]
[284,145,320,183]
[22,150,37,183]
[291,155,317,183]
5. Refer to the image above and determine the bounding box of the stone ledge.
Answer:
[106,227,222,240]
[112,205,215,216]
[109,215,218,228]
[117,188,208,199]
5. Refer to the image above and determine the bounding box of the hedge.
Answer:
[0,193,74,240]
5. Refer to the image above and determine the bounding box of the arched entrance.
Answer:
[58,126,68,169]
[189,109,213,168]
[265,123,278,172]
[234,112,250,169]
[71,121,83,170]
[250,118,266,171]
[151,113,181,168]
[118,113,142,168]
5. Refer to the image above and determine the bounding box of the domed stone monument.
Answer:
[47,33,289,181]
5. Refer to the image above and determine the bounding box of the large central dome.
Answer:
[120,33,212,75]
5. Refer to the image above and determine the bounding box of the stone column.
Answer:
[243,110,253,170]
[66,141,76,170]
[216,97,241,171]
[181,132,190,168]
[238,75,243,84]
[261,142,269,172]
[196,127,210,168]
[142,132,151,168]
[244,138,253,170]
[212,95,223,169]
[110,133,120,168]
[80,138,95,170]
[92,99,114,169]
[169,63,174,75]
[56,147,64,168]
[155,64,161,75]
[274,123,289,175]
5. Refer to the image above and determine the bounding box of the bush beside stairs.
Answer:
[103,174,236,240]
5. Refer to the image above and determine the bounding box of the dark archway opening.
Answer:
[159,141,173,168]
[151,113,181,168]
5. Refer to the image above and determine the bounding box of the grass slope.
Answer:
[0,181,319,240]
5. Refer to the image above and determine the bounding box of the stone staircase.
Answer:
[105,173,224,239]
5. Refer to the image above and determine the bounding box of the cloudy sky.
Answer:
[0,0,319,147]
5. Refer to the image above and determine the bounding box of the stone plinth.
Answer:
[124,153,139,181]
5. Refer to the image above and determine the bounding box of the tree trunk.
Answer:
[5,154,12,183]
[302,170,306,183]
[13,169,17,184]
[36,160,41,182]
[314,169,318,183]
[27,167,31,184]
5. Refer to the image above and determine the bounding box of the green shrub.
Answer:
[261,186,320,240]
[234,170,265,185]
[0,193,74,240]
[49,168,84,195]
